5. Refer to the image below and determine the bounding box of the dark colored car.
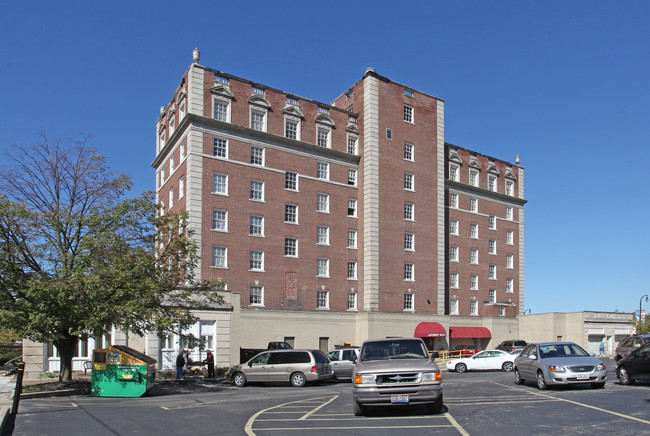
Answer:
[451,344,478,356]
[616,342,650,385]
[614,334,650,362]
[496,340,528,352]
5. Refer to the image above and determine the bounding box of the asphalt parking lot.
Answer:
[6,359,650,435]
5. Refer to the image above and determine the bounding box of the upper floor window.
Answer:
[404,263,414,281]
[450,219,459,235]
[348,230,357,248]
[347,135,358,155]
[348,261,357,280]
[285,117,300,140]
[249,215,264,236]
[404,232,414,251]
[250,285,264,306]
[285,172,298,191]
[470,248,478,264]
[450,245,459,262]
[450,298,459,315]
[450,272,458,288]
[470,274,478,290]
[489,264,497,280]
[470,198,478,212]
[317,225,330,245]
[489,289,496,303]
[251,109,266,132]
[348,199,357,217]
[489,215,496,230]
[249,250,264,271]
[470,223,478,239]
[506,180,514,196]
[213,99,230,122]
[506,278,514,293]
[250,180,264,201]
[212,246,227,268]
[250,145,264,166]
[506,207,513,221]
[499,306,506,316]
[507,254,514,269]
[470,300,478,315]
[179,176,185,199]
[317,290,329,309]
[506,230,514,245]
[450,193,458,208]
[404,104,414,123]
[404,143,414,161]
[317,162,329,180]
[285,204,298,223]
[404,293,414,311]
[317,193,330,213]
[348,169,357,186]
[469,170,479,187]
[488,174,497,192]
[405,202,414,221]
[169,188,174,208]
[317,258,330,277]
[317,127,331,148]
[404,173,414,191]
[285,238,298,257]
[449,163,459,182]
[489,239,497,255]
[212,172,228,195]
[212,209,227,232]
[348,292,357,311]
[213,137,227,158]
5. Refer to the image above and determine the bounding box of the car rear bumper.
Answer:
[353,384,442,405]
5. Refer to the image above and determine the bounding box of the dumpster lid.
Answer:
[94,345,157,365]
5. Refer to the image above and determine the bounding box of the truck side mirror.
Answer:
[431,352,440,359]
[350,354,358,363]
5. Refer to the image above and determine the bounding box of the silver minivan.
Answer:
[226,349,333,387]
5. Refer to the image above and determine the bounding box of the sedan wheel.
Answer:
[502,361,514,372]
[617,367,635,385]
[514,368,524,385]
[536,371,547,390]
[290,371,306,387]
[233,372,247,387]
[455,363,467,373]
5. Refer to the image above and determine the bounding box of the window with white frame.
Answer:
[449,163,459,182]
[404,172,414,191]
[160,198,165,216]
[212,246,227,268]
[506,180,514,196]
[317,225,329,245]
[347,135,358,155]
[213,137,227,158]
[179,100,186,120]
[170,156,175,172]
[404,104,414,123]
[317,258,329,277]
[506,207,513,221]
[450,219,459,235]
[348,199,357,217]
[249,250,264,271]
[285,204,298,223]
[470,300,478,315]
[506,278,514,293]
[285,237,298,257]
[489,215,496,229]
[169,189,174,208]
[250,285,264,306]
[317,162,329,180]
[470,248,478,264]
[404,143,414,161]
[317,193,329,212]
[470,223,478,239]
[404,263,414,281]
[489,264,497,280]
[249,215,264,236]
[450,193,458,208]
[285,117,300,140]
[470,274,478,290]
[348,230,357,248]
[404,232,414,251]
[489,239,496,255]
[488,174,497,192]
[470,169,479,187]
[499,306,506,316]
[450,298,459,315]
[250,180,264,201]
[213,98,230,122]
[317,290,329,309]
[161,168,166,183]
[404,293,414,311]
[348,169,357,186]
[507,254,514,269]
[470,198,478,212]
[489,289,496,303]
[180,143,185,160]
[348,261,357,279]
[285,172,298,191]
[317,127,331,148]
[506,230,514,245]
[212,209,227,231]
[348,292,357,310]
[450,245,459,262]
[250,145,264,166]
[405,202,414,221]
[213,172,228,195]
[179,176,184,199]
[450,272,459,288]
[251,109,266,131]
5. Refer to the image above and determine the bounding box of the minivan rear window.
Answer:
[312,350,328,363]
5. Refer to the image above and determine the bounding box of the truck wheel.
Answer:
[290,372,306,387]
[353,399,366,416]
[233,372,247,387]
[425,394,443,414]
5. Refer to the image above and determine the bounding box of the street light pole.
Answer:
[640,294,649,324]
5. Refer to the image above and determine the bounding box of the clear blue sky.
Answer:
[2,1,649,315]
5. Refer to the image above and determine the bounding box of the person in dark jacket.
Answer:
[204,350,215,378]
[176,351,185,380]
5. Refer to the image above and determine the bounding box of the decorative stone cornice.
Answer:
[314,113,335,127]
[210,83,235,100]
[248,93,271,109]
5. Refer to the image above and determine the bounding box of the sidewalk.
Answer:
[0,374,16,435]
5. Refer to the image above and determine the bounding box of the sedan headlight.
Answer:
[421,371,442,382]
[548,365,566,373]
[596,364,606,371]
[354,374,376,384]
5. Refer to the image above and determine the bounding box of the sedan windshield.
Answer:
[539,343,589,358]
[360,340,428,361]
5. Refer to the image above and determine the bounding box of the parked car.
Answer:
[451,344,479,356]
[496,340,528,352]
[446,350,514,372]
[509,349,523,357]
[352,338,443,416]
[514,342,607,390]
[616,341,650,385]
[326,348,360,380]
[614,334,650,362]
[226,349,333,387]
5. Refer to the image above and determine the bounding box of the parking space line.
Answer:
[252,424,456,431]
[445,412,470,436]
[298,395,338,420]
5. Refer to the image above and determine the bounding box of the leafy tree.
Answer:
[0,133,223,381]
[634,314,650,335]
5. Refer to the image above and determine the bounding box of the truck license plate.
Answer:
[391,394,409,403]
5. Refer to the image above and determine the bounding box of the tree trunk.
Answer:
[54,337,78,382]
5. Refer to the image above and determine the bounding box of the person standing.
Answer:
[599,342,605,356]
[204,350,215,378]
[176,350,186,380]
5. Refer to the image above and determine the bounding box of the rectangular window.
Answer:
[499,306,506,316]
[404,263,414,281]
[489,215,496,229]
[470,248,478,264]
[489,264,497,280]
[250,180,264,201]
[489,239,496,255]
[507,254,514,269]
[213,100,229,122]
[404,232,414,251]
[470,274,478,290]
[249,215,264,236]
[317,162,329,180]
[317,193,329,212]
[285,171,298,190]
[386,128,392,140]
[506,207,513,221]
[404,173,414,191]
[213,137,227,158]
[450,193,458,208]
[404,104,414,123]
[317,127,330,148]
[347,136,358,155]
[404,143,414,161]
[450,299,459,315]
[470,300,478,315]
[348,261,357,279]
[449,163,459,182]
[250,146,264,165]
[506,278,514,293]
[404,293,414,311]
[251,110,266,131]
[348,230,357,248]
[506,230,514,245]
[470,198,478,212]
[285,237,298,257]
[489,289,496,303]
[285,204,298,223]
[348,199,357,217]
[317,225,329,245]
[249,250,264,271]
[470,223,478,239]
[348,292,357,310]
[212,172,228,195]
[250,285,264,306]
[506,180,514,196]
[170,156,175,172]
[317,258,329,277]
[179,176,184,199]
[348,169,357,186]
[212,246,227,268]
[405,202,414,221]
[470,170,478,187]
[180,143,185,160]
[450,219,459,235]
[212,209,227,231]
[317,290,329,309]
[488,174,497,192]
[285,118,299,140]
[450,245,459,262]
[169,189,174,208]
[450,272,459,288]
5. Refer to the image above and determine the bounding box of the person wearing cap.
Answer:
[176,350,186,380]
[204,350,215,378]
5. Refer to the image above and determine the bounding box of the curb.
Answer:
[0,406,8,435]
[19,388,90,400]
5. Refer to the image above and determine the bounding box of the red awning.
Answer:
[414,322,447,338]
[449,326,492,339]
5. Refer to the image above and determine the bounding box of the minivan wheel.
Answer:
[290,371,306,387]
[502,361,514,372]
[514,368,524,385]
[353,399,365,416]
[455,363,467,373]
[233,372,247,387]
[618,367,635,385]
[536,371,547,390]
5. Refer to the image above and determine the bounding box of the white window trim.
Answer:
[250,107,267,132]
[317,225,330,245]
[249,285,264,307]
[212,172,228,196]
[212,209,228,232]
[284,237,299,258]
[317,193,330,213]
[285,116,301,141]
[211,246,227,269]
[404,293,414,311]
[213,97,231,122]
[317,258,330,278]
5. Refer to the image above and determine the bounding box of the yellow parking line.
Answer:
[298,395,338,420]
[245,396,338,436]
[445,412,470,436]
[252,425,456,431]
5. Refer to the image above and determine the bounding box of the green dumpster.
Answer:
[90,345,157,397]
